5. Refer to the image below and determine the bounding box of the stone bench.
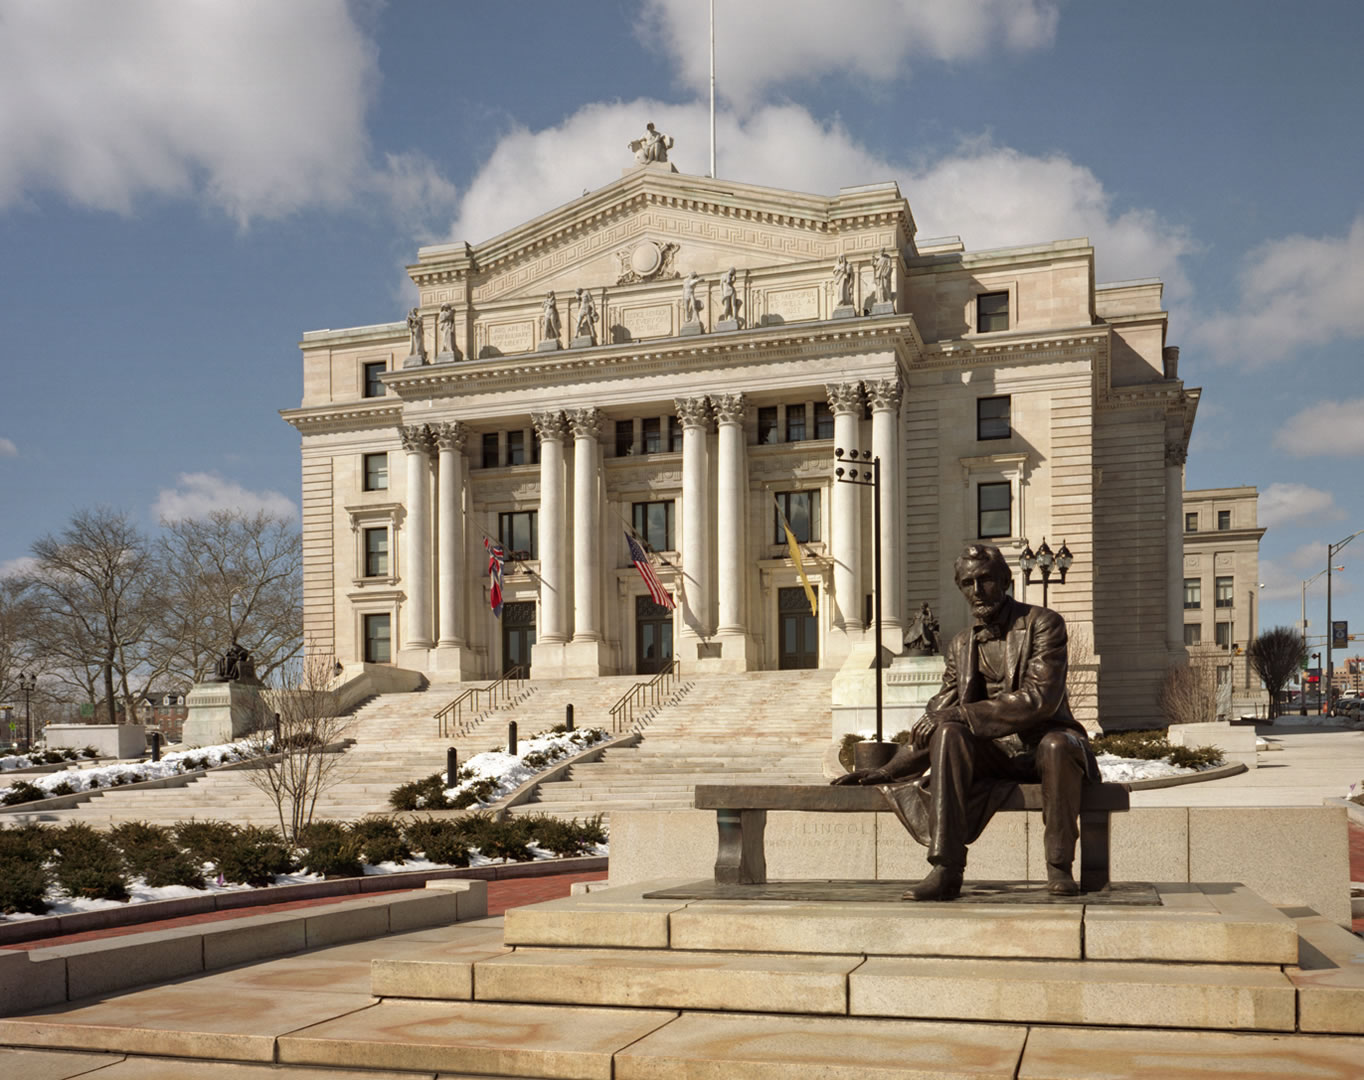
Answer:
[694,782,1131,892]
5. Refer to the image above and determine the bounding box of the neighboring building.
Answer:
[1182,486,1267,716]
[282,153,1199,727]
[1338,658,1364,696]
[87,692,189,743]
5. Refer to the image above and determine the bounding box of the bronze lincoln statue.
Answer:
[835,543,1097,901]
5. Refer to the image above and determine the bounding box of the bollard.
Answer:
[508,720,518,755]
[565,703,574,731]
[446,746,458,785]
[150,731,161,762]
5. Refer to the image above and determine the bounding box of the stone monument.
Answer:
[680,271,704,336]
[715,267,740,331]
[629,122,673,165]
[537,291,561,351]
[572,288,598,347]
[435,302,461,362]
[181,640,264,747]
[871,247,896,315]
[830,254,856,318]
[402,307,427,368]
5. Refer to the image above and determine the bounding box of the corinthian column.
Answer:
[866,377,903,638]
[826,382,864,632]
[1166,439,1187,654]
[400,423,436,650]
[712,393,747,635]
[434,422,466,648]
[675,395,712,638]
[532,412,569,643]
[568,408,603,642]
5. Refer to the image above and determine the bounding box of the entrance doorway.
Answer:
[635,595,674,675]
[501,601,536,674]
[778,586,819,669]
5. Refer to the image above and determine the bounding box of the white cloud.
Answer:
[0,437,17,458]
[153,473,297,522]
[0,555,36,579]
[1272,396,1364,458]
[447,101,1191,297]
[638,0,1058,106]
[0,0,455,226]
[1190,216,1364,367]
[1257,482,1343,529]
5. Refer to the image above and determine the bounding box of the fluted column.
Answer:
[400,423,436,649]
[434,422,466,647]
[826,382,864,632]
[866,377,903,636]
[532,412,569,643]
[569,408,603,642]
[1166,440,1187,653]
[675,395,712,637]
[713,393,747,635]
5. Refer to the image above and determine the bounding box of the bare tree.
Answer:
[1247,626,1306,720]
[1066,624,1099,726]
[0,575,38,711]
[22,509,166,725]
[241,651,353,841]
[157,509,302,685]
[1158,653,1221,727]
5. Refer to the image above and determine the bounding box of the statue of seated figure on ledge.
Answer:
[211,640,260,685]
[834,543,1098,901]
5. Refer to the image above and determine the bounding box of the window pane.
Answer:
[364,528,388,577]
[977,291,1009,333]
[363,362,386,398]
[1215,576,1234,607]
[786,405,806,443]
[978,482,1011,538]
[482,433,499,468]
[977,396,1011,440]
[814,402,834,440]
[1185,513,1198,532]
[775,490,820,543]
[507,430,526,466]
[363,453,388,491]
[1215,622,1231,647]
[642,417,662,454]
[668,416,683,452]
[1183,578,1201,609]
[1217,510,1231,530]
[364,614,391,663]
[1184,624,1201,645]
[616,420,634,457]
[633,501,674,551]
[758,407,779,445]
[500,511,538,558]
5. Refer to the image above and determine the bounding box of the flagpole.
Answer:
[709,0,717,178]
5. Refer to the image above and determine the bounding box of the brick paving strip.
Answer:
[1,868,609,951]
[1350,821,1363,934]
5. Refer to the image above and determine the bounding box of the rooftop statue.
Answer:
[437,303,458,357]
[406,306,426,361]
[541,291,561,344]
[873,248,894,306]
[830,254,854,309]
[719,267,738,322]
[575,288,598,345]
[683,271,702,325]
[834,544,1098,901]
[630,122,674,165]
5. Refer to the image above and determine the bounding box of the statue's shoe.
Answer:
[1046,865,1080,896]
[902,865,963,902]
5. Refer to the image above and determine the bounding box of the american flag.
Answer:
[626,532,674,609]
[484,537,505,617]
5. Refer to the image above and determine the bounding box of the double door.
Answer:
[778,586,818,669]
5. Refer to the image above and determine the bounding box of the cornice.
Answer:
[279,401,402,434]
[920,328,1108,372]
[381,315,924,399]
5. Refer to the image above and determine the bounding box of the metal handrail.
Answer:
[435,665,528,738]
[609,659,682,732]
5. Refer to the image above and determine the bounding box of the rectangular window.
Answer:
[363,527,388,578]
[507,430,526,466]
[481,432,499,469]
[499,510,538,559]
[1185,512,1198,532]
[363,361,386,398]
[977,396,1011,440]
[814,401,834,440]
[1184,624,1202,646]
[757,406,779,445]
[1215,576,1234,608]
[1215,621,1231,648]
[615,420,634,458]
[363,614,391,664]
[362,452,388,492]
[642,417,662,455]
[1184,578,1202,610]
[668,416,683,452]
[531,427,540,464]
[774,490,821,544]
[977,291,1009,333]
[786,404,807,443]
[632,501,675,552]
[977,482,1011,539]
[1217,509,1231,530]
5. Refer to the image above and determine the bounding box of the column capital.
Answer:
[674,395,712,429]
[532,410,569,443]
[825,381,864,416]
[1164,439,1187,467]
[433,421,467,453]
[711,392,747,426]
[567,407,603,441]
[865,377,903,413]
[399,423,436,455]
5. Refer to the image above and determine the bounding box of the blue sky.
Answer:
[2,0,1361,652]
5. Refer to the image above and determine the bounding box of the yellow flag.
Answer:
[776,500,817,616]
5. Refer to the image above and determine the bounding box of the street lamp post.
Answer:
[835,447,889,769]
[18,672,37,753]
[1300,566,1341,714]
[1326,529,1364,712]
[1018,538,1074,609]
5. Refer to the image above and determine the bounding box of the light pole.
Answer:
[1018,538,1074,609]
[1302,566,1342,714]
[1326,529,1364,712]
[835,446,889,768]
[18,672,37,753]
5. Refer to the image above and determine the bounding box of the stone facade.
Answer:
[282,162,1198,725]
[1182,485,1267,715]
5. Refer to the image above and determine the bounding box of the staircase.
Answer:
[507,669,835,821]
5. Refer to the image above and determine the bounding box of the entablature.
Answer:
[280,400,402,435]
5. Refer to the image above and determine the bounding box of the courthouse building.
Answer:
[282,148,1200,726]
